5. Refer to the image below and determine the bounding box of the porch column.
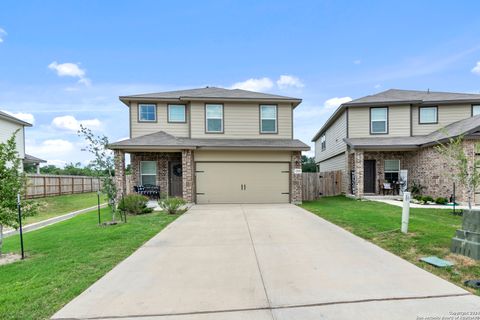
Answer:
[291,151,303,204]
[354,150,364,198]
[114,149,126,201]
[182,149,194,202]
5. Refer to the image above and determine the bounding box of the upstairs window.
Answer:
[320,134,326,151]
[138,104,156,122]
[419,106,438,124]
[168,104,186,123]
[260,105,277,133]
[370,107,388,134]
[205,104,223,133]
[473,105,480,116]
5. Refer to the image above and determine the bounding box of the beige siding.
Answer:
[412,104,471,136]
[195,162,290,203]
[318,153,346,173]
[130,102,189,138]
[348,105,411,138]
[195,150,292,162]
[0,118,25,159]
[315,111,347,163]
[190,102,292,139]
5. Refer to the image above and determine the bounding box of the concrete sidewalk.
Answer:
[5,203,107,238]
[52,204,480,320]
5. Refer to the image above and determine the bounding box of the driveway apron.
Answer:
[52,204,480,320]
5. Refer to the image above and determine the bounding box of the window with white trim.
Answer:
[320,134,326,151]
[473,105,480,116]
[260,105,277,133]
[384,159,400,183]
[138,104,156,122]
[370,107,388,134]
[419,106,438,124]
[168,104,186,122]
[140,161,156,185]
[205,104,223,133]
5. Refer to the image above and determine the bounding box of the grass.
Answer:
[0,208,179,320]
[301,196,479,294]
[26,192,105,225]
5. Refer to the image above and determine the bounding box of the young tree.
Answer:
[301,155,317,172]
[78,125,118,221]
[0,131,38,255]
[435,134,480,209]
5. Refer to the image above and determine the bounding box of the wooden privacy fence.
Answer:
[302,170,343,201]
[26,174,102,199]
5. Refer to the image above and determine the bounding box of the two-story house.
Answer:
[312,89,480,203]
[0,110,45,172]
[109,87,310,204]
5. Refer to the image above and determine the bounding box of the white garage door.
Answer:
[195,162,290,204]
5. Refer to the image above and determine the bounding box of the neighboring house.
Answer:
[109,87,309,204]
[312,89,480,203]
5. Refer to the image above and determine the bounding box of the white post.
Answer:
[401,192,411,234]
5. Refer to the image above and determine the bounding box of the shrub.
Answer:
[158,197,186,215]
[435,197,448,205]
[413,195,423,201]
[421,195,434,203]
[410,181,425,195]
[118,194,153,215]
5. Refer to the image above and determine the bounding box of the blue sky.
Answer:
[1,1,480,165]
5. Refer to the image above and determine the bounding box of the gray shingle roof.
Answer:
[119,87,302,106]
[313,88,480,141]
[344,89,480,106]
[0,110,32,126]
[109,131,310,151]
[344,115,480,149]
[23,154,47,163]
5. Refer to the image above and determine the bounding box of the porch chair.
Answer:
[379,180,393,195]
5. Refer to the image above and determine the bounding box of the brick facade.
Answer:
[182,149,194,203]
[114,149,126,201]
[291,151,303,204]
[348,139,479,203]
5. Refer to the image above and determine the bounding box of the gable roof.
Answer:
[108,131,310,151]
[0,110,32,127]
[344,115,480,150]
[119,87,302,107]
[312,88,480,141]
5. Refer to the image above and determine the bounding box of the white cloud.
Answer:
[44,159,69,168]
[1,110,35,124]
[471,61,480,75]
[52,115,102,132]
[276,75,304,89]
[324,97,353,109]
[230,77,274,92]
[0,28,6,43]
[353,59,362,65]
[374,84,382,89]
[48,61,91,86]
[28,139,74,160]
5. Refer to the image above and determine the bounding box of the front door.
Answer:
[169,161,183,197]
[363,160,376,194]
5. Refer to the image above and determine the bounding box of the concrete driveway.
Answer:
[53,204,480,320]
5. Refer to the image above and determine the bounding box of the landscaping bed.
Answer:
[301,196,480,294]
[0,208,179,320]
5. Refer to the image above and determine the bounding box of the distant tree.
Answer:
[301,155,317,172]
[0,131,38,255]
[78,125,118,222]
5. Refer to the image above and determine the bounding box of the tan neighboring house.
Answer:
[0,110,45,172]
[312,89,480,203]
[109,87,310,204]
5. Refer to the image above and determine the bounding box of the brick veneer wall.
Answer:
[114,149,126,201]
[182,149,194,203]
[130,152,182,197]
[291,151,303,204]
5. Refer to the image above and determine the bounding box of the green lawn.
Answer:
[26,192,105,225]
[301,196,479,294]
[0,209,179,320]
